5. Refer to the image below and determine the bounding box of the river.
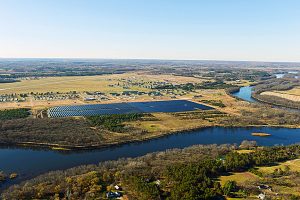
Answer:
[1,126,300,189]
[231,86,256,103]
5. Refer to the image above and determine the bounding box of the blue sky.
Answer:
[0,0,300,61]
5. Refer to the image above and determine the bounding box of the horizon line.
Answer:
[0,57,300,64]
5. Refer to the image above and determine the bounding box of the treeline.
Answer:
[225,86,240,94]
[0,171,6,184]
[202,69,271,82]
[0,108,30,120]
[252,78,300,109]
[200,100,226,108]
[87,113,145,132]
[0,79,19,83]
[154,81,237,91]
[253,78,300,94]
[253,93,300,110]
[2,144,300,199]
[220,105,300,126]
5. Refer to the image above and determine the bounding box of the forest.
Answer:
[0,108,30,120]
[87,113,145,132]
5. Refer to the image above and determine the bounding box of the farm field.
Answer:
[0,72,211,110]
[261,87,300,102]
[0,73,206,95]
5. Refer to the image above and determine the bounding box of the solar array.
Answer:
[47,100,214,118]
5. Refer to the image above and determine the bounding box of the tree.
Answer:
[222,180,237,196]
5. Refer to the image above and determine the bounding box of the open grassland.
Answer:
[256,159,300,197]
[0,72,206,95]
[258,159,300,174]
[279,86,300,96]
[0,75,146,94]
[0,72,211,110]
[128,111,221,134]
[235,149,256,154]
[219,158,300,199]
[219,172,260,186]
[261,90,300,102]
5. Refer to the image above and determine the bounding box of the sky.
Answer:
[0,0,300,62]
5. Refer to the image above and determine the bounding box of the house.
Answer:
[257,185,271,190]
[106,191,122,199]
[257,193,266,200]
[84,97,96,101]
[114,185,122,190]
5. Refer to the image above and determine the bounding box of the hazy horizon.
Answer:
[1,0,300,62]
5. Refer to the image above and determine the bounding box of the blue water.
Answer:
[232,86,257,103]
[232,86,300,113]
[275,72,299,79]
[1,126,300,189]
[275,74,285,78]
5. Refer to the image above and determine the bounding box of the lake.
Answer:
[1,126,300,189]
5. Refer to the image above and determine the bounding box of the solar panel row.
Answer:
[47,100,214,118]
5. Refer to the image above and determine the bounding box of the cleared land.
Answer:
[258,159,300,174]
[219,158,300,199]
[0,73,209,110]
[0,73,205,94]
[219,172,260,186]
[261,87,300,102]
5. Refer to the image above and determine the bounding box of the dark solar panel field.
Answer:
[47,100,214,118]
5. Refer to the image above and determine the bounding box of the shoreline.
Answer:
[0,123,299,152]
[226,86,300,111]
[251,93,300,111]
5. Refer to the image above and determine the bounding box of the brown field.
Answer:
[258,159,300,174]
[261,87,300,102]
[0,72,206,95]
[0,73,210,110]
[219,172,260,186]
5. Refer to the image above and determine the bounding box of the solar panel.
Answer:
[47,100,214,118]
